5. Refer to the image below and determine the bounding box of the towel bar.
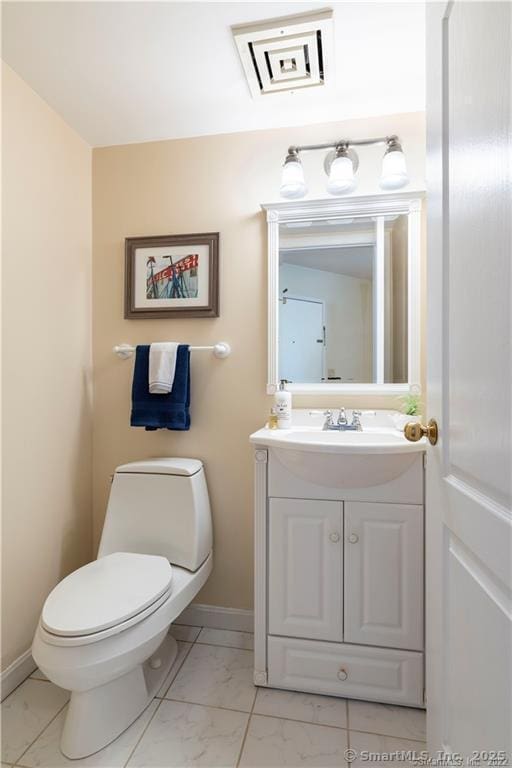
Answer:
[113,342,231,360]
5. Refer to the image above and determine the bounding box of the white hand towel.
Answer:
[149,342,179,394]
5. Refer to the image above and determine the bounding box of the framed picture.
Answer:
[124,232,219,319]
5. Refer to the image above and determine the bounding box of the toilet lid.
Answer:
[42,552,173,637]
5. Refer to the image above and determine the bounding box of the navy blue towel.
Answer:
[130,344,190,431]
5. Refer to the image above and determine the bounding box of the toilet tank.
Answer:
[97,458,212,571]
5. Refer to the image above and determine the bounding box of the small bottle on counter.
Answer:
[268,406,279,430]
[274,379,292,429]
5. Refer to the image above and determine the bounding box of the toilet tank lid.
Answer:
[115,458,203,476]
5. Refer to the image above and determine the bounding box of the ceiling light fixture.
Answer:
[279,135,410,199]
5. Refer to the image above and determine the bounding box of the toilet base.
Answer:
[60,634,178,759]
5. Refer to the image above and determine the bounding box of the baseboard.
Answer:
[176,603,254,633]
[1,649,37,700]
[1,606,254,700]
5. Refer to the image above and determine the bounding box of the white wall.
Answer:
[280,263,373,382]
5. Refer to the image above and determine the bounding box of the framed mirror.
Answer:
[262,193,423,394]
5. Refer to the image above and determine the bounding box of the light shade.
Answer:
[327,154,356,195]
[280,156,307,199]
[380,147,409,190]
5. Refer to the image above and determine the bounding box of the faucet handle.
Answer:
[322,410,335,428]
[351,410,363,430]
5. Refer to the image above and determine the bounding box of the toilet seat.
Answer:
[42,552,173,642]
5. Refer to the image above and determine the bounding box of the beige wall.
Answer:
[92,111,425,612]
[1,64,93,670]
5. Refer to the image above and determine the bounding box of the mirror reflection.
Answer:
[278,215,408,384]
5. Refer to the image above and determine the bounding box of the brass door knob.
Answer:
[404,419,439,446]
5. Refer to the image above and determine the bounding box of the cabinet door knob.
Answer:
[337,667,348,681]
[329,532,340,543]
[348,533,359,543]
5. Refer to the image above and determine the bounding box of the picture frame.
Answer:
[124,232,219,319]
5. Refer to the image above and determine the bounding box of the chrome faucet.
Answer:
[337,407,348,427]
[323,408,363,431]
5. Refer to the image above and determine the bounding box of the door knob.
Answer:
[329,532,340,543]
[404,418,439,446]
[337,667,348,681]
[348,533,359,544]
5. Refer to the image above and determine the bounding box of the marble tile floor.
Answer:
[1,625,426,768]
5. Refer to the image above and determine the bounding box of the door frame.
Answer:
[425,0,447,749]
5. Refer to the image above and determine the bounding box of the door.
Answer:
[425,2,511,755]
[268,498,342,641]
[344,502,423,651]
[279,297,324,382]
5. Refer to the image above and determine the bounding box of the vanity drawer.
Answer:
[267,636,424,707]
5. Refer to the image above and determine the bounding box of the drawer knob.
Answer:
[329,532,340,543]
[348,533,359,544]
[337,667,348,681]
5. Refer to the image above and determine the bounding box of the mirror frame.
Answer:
[262,192,424,395]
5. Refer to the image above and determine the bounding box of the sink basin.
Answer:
[272,429,420,452]
[250,415,425,488]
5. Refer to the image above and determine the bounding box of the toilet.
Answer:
[32,458,213,759]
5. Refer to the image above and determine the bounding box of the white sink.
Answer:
[250,411,426,488]
[266,429,420,452]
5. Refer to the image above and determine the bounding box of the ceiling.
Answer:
[2,1,425,147]
[281,246,374,280]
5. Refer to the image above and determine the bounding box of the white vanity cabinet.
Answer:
[253,445,426,708]
[344,502,423,651]
[269,498,343,642]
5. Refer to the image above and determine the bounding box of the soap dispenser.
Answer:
[274,380,292,429]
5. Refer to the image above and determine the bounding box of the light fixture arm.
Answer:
[287,134,400,155]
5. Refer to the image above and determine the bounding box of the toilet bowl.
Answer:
[32,458,213,759]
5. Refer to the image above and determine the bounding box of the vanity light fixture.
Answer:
[279,135,410,199]
[326,144,357,195]
[379,137,409,190]
[279,148,308,200]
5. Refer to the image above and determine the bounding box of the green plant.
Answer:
[401,392,421,416]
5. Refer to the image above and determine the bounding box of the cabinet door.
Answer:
[269,498,343,641]
[344,502,423,650]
